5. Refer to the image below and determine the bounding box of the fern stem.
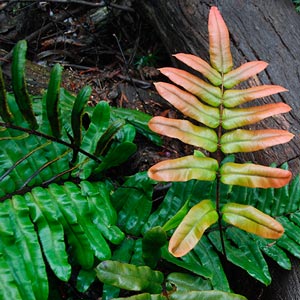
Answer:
[216,73,227,257]
[19,149,72,190]
[0,122,102,163]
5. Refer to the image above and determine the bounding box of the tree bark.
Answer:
[137,0,300,175]
[137,1,300,299]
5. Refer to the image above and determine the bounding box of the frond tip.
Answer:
[208,6,233,73]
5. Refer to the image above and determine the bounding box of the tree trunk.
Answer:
[137,1,300,299]
[137,0,300,175]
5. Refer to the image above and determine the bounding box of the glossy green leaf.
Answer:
[169,200,218,257]
[161,246,212,278]
[170,291,247,300]
[166,272,211,292]
[110,107,162,146]
[174,53,222,85]
[154,82,220,128]
[208,6,233,73]
[276,234,300,259]
[47,184,95,269]
[76,269,96,293]
[94,141,137,174]
[82,101,110,153]
[130,238,145,266]
[45,63,63,138]
[209,228,271,285]
[94,119,126,156]
[223,61,268,89]
[222,203,284,239]
[193,236,230,291]
[148,156,218,182]
[74,101,111,179]
[220,129,294,153]
[80,181,124,245]
[253,235,291,270]
[113,293,166,300]
[223,85,288,107]
[11,40,38,129]
[286,175,300,213]
[0,67,13,122]
[144,180,203,233]
[113,172,154,236]
[102,238,135,300]
[149,116,218,151]
[25,190,71,281]
[222,103,291,129]
[63,182,112,260]
[159,68,222,107]
[220,162,292,188]
[71,86,92,149]
[142,226,167,268]
[0,243,23,300]
[0,202,37,300]
[9,196,48,300]
[277,216,300,245]
[96,261,163,294]
[162,199,190,232]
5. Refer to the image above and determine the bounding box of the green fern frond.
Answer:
[0,180,124,299]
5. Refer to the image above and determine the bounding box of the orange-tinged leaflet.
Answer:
[222,203,284,239]
[154,82,220,128]
[148,155,218,182]
[220,129,294,153]
[220,162,292,188]
[223,85,288,108]
[222,102,291,129]
[169,200,218,257]
[223,61,268,89]
[173,53,222,86]
[149,116,218,152]
[208,6,233,73]
[159,68,222,107]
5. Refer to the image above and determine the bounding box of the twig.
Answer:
[117,74,152,89]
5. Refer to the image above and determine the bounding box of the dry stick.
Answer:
[0,7,84,66]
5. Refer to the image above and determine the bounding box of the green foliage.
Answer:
[0,40,163,299]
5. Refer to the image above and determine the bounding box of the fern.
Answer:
[0,180,124,299]
[0,40,160,299]
[2,6,300,298]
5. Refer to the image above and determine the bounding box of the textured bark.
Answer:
[137,1,300,299]
[138,0,300,175]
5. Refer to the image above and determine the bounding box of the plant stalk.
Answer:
[216,74,227,257]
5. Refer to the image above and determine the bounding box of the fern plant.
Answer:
[92,7,299,300]
[1,7,300,299]
[0,40,161,299]
[147,6,294,257]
